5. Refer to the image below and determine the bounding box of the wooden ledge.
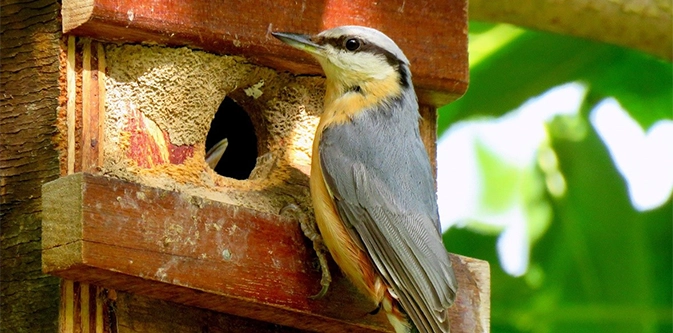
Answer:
[61,0,468,107]
[42,173,489,332]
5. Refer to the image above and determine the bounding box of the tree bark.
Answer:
[470,0,672,61]
[0,0,62,331]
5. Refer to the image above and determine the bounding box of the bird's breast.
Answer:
[320,73,403,129]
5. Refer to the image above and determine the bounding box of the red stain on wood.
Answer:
[168,143,193,164]
[124,106,194,168]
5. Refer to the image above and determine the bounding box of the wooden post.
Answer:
[0,0,62,332]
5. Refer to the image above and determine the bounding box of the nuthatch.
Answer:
[205,138,228,169]
[272,26,457,333]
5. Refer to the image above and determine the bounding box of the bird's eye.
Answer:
[344,38,361,51]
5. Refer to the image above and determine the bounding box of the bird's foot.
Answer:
[280,204,332,299]
[308,238,331,300]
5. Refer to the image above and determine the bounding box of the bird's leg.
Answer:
[280,204,332,299]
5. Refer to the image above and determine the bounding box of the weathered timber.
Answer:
[0,0,62,331]
[61,0,468,107]
[59,282,308,333]
[42,173,490,333]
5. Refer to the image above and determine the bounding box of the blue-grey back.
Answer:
[319,87,440,230]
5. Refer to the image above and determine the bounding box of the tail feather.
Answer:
[382,293,417,333]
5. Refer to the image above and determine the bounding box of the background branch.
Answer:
[470,0,672,61]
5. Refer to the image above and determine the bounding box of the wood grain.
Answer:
[61,0,468,107]
[67,35,77,174]
[0,0,62,331]
[419,105,438,180]
[80,40,105,173]
[42,173,490,332]
[65,37,105,175]
[112,291,309,332]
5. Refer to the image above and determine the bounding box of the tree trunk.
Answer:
[0,0,62,331]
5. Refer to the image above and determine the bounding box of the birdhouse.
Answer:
[40,0,490,332]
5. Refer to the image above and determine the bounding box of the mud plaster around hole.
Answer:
[103,44,325,214]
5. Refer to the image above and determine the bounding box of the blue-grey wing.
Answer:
[319,102,457,333]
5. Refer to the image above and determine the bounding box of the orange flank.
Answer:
[310,127,386,306]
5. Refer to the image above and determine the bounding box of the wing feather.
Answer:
[319,106,457,333]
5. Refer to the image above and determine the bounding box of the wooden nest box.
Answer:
[41,0,490,332]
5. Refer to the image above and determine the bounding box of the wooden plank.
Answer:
[95,286,104,333]
[96,43,106,165]
[59,281,111,333]
[43,173,490,332]
[419,105,438,180]
[68,37,104,175]
[114,291,307,332]
[81,39,94,172]
[81,39,105,173]
[81,282,90,333]
[67,35,77,174]
[61,0,468,107]
[62,280,75,333]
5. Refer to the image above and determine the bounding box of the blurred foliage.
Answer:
[439,22,673,130]
[440,22,672,332]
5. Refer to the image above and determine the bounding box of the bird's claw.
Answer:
[309,282,329,300]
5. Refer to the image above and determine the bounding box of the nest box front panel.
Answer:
[101,43,325,216]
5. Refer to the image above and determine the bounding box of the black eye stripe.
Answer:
[317,36,402,68]
[313,35,410,88]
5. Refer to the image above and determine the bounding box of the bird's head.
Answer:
[272,26,411,99]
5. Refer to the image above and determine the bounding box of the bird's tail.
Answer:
[381,292,418,333]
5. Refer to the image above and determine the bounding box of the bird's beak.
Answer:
[271,32,322,56]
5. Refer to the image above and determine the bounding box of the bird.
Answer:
[272,26,457,333]
[205,138,228,169]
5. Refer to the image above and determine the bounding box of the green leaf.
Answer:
[439,23,673,133]
[445,125,672,332]
[440,27,604,130]
[475,139,519,213]
[582,51,672,129]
